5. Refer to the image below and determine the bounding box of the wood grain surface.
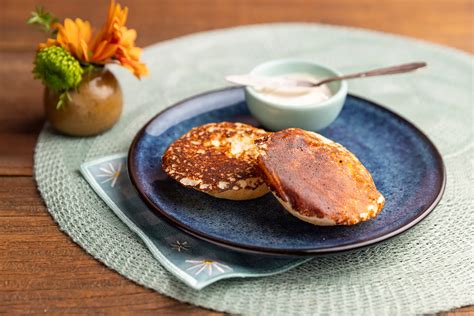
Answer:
[0,0,472,314]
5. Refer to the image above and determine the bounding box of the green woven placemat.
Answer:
[35,23,473,315]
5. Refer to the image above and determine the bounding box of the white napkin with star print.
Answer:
[80,153,310,290]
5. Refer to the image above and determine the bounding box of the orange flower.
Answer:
[58,18,92,62]
[39,18,92,62]
[38,0,148,78]
[91,0,148,77]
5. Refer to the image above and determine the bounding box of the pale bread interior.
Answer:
[207,183,269,200]
[274,194,337,226]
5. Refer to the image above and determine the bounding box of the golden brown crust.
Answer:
[162,122,270,199]
[256,128,385,225]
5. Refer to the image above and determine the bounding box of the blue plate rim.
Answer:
[128,87,446,256]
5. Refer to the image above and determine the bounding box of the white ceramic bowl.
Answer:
[245,59,348,131]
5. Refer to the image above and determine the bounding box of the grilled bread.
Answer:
[162,122,269,200]
[256,128,385,225]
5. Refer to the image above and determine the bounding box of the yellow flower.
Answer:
[57,18,92,62]
[38,18,92,62]
[38,0,148,78]
[91,0,148,77]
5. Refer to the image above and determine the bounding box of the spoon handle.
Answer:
[314,62,427,86]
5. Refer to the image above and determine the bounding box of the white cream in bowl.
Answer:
[244,59,348,131]
[253,73,332,106]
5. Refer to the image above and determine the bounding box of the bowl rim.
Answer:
[245,58,348,110]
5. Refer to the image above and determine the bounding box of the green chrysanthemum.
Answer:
[33,46,83,92]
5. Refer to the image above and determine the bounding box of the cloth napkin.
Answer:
[80,153,310,290]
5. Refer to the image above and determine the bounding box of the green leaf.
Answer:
[27,5,58,35]
[56,91,70,109]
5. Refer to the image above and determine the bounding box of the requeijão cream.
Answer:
[253,73,332,106]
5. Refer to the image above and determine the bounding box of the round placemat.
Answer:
[35,23,473,315]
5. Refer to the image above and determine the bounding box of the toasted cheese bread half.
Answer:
[162,122,270,200]
[256,128,385,225]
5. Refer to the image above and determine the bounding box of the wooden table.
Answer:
[1,0,472,314]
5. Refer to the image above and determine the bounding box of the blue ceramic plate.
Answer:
[129,87,445,256]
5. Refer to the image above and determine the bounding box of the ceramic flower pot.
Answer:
[44,69,122,136]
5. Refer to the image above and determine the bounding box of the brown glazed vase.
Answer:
[44,69,123,136]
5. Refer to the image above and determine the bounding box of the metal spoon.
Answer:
[226,62,427,88]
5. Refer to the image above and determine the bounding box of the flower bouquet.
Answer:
[28,0,148,136]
